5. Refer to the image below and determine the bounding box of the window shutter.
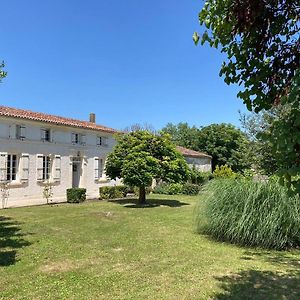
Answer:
[0,152,8,182]
[36,154,44,181]
[94,157,99,180]
[71,133,76,144]
[54,155,61,181]
[20,126,26,139]
[21,153,29,181]
[81,135,86,145]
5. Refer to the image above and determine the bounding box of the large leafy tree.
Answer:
[161,122,200,150]
[105,131,190,203]
[194,0,300,192]
[198,123,251,172]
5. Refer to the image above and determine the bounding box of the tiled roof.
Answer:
[176,146,212,159]
[0,106,118,134]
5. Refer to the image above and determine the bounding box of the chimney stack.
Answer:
[89,113,96,123]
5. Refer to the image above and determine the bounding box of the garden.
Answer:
[1,192,300,299]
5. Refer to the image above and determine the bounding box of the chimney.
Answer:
[89,113,96,123]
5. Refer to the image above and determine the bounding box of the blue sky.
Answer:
[0,0,247,130]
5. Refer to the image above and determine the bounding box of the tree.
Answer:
[194,0,300,192]
[198,123,251,172]
[0,61,7,82]
[240,110,279,175]
[161,122,200,150]
[105,131,190,203]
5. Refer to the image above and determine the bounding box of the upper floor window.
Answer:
[97,136,102,146]
[97,136,108,147]
[16,125,26,140]
[41,129,51,142]
[72,133,86,145]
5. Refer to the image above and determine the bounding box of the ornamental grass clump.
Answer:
[196,179,300,250]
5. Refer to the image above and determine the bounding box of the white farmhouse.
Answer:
[0,106,119,208]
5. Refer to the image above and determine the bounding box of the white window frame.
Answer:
[6,154,18,182]
[37,154,52,182]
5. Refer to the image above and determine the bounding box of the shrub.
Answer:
[167,183,183,195]
[195,179,300,250]
[182,183,201,195]
[152,182,169,194]
[67,188,86,203]
[99,186,128,200]
[213,165,237,179]
[190,168,213,185]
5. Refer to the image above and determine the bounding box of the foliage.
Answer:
[66,188,86,203]
[105,131,190,203]
[198,123,250,172]
[194,0,299,112]
[0,61,7,82]
[182,183,201,195]
[99,186,128,200]
[196,179,300,249]
[123,123,157,134]
[213,165,237,179]
[195,0,300,193]
[190,168,213,185]
[240,110,279,175]
[165,183,183,195]
[266,75,300,193]
[152,182,170,195]
[161,122,200,150]
[43,181,53,204]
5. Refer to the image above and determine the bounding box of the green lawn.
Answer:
[1,194,300,299]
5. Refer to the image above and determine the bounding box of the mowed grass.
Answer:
[1,194,300,299]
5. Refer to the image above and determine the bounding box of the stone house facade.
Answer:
[0,106,119,208]
[176,146,212,172]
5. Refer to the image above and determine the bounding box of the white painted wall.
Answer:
[185,156,212,172]
[0,116,119,208]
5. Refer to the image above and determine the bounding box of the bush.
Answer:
[190,168,213,185]
[99,186,128,200]
[213,165,237,179]
[152,182,169,194]
[196,179,300,250]
[67,188,86,203]
[152,183,182,195]
[167,183,183,195]
[182,183,201,195]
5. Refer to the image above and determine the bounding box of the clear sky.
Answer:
[0,0,247,131]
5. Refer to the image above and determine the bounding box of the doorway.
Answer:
[72,157,82,188]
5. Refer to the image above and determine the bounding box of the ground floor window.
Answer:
[6,154,18,181]
[43,156,51,180]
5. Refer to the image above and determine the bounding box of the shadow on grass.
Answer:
[108,198,190,208]
[214,269,300,300]
[242,250,300,268]
[0,216,31,266]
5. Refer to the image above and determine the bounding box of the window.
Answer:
[41,129,51,142]
[72,133,79,144]
[37,155,51,181]
[94,157,104,180]
[97,136,102,146]
[72,133,86,145]
[16,125,26,140]
[6,154,18,181]
[97,136,108,147]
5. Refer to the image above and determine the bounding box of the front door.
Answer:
[72,157,81,188]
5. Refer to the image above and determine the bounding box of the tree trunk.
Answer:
[138,186,146,204]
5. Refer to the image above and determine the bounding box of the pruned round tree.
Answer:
[105,131,190,203]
